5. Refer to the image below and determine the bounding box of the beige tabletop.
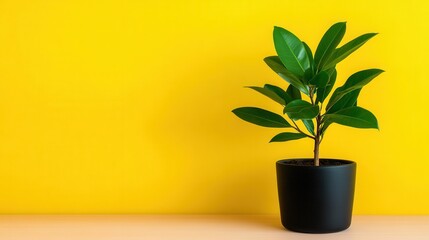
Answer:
[0,215,428,240]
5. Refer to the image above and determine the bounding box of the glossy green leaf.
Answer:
[283,100,319,120]
[342,69,383,89]
[326,69,384,110]
[270,132,307,142]
[277,71,309,96]
[264,56,309,95]
[302,41,314,71]
[273,26,310,77]
[232,107,291,128]
[302,119,315,135]
[303,69,313,85]
[323,33,377,70]
[302,42,314,82]
[316,68,337,103]
[324,68,337,96]
[324,106,378,129]
[247,86,285,106]
[286,84,302,100]
[314,22,346,71]
[326,88,361,113]
[309,70,329,88]
[264,84,293,104]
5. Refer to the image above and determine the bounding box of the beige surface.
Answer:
[0,215,428,240]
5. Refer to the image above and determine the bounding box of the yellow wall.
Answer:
[0,0,428,214]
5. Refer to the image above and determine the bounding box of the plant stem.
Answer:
[310,86,321,166]
[309,87,315,105]
[314,115,321,166]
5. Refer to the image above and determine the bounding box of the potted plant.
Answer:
[232,22,383,233]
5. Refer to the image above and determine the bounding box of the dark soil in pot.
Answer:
[282,159,346,166]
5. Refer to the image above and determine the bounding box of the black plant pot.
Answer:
[276,159,356,233]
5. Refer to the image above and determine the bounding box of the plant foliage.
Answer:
[232,22,383,165]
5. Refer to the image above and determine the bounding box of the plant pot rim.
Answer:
[277,158,356,168]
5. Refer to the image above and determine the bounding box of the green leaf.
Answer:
[283,100,319,120]
[232,107,292,128]
[314,22,346,71]
[302,119,315,136]
[303,69,313,85]
[247,86,286,106]
[273,26,310,77]
[323,33,377,70]
[286,84,302,100]
[324,106,378,129]
[264,84,293,104]
[326,88,361,113]
[278,73,309,96]
[302,41,314,72]
[309,70,329,88]
[302,42,314,82]
[342,69,384,89]
[264,56,309,95]
[270,132,307,142]
[316,68,337,103]
[324,68,337,96]
[326,69,384,110]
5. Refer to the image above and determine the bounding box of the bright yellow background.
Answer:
[0,0,428,214]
